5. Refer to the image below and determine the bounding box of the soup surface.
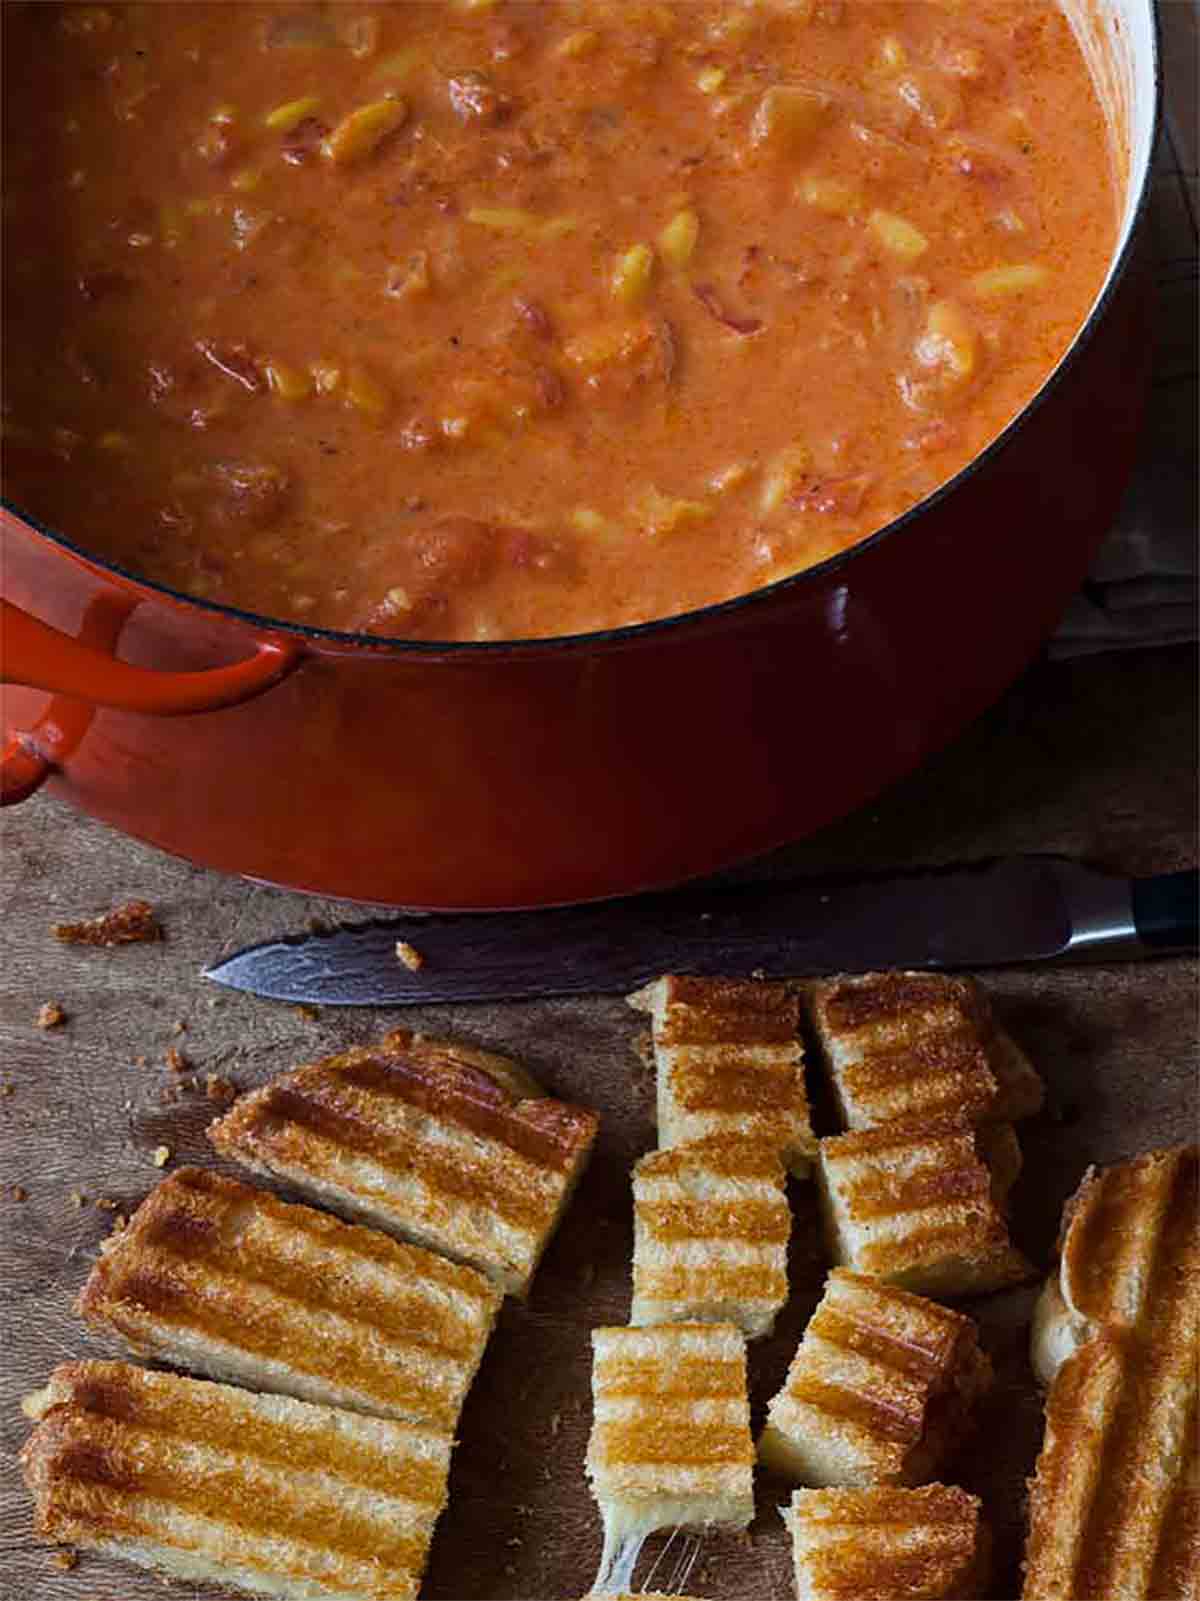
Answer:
[2,1,1117,640]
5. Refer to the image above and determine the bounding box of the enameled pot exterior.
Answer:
[0,0,1159,908]
[0,240,1153,909]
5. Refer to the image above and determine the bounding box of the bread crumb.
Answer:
[295,1003,320,1021]
[152,1144,172,1168]
[205,1073,238,1104]
[35,1001,67,1029]
[395,940,426,972]
[50,1550,78,1572]
[69,1190,88,1209]
[96,1196,121,1212]
[549,1411,561,1435]
[132,1055,147,1068]
[165,1046,190,1073]
[53,898,161,946]
[7,1184,28,1202]
[0,1083,14,1097]
[172,1019,188,1035]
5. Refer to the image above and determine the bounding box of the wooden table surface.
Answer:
[2,639,1196,1601]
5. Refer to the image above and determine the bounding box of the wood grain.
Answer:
[1,644,1195,1601]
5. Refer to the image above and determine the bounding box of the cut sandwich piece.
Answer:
[208,1030,599,1296]
[631,1135,790,1339]
[1023,1329,1199,1601]
[816,1115,1034,1298]
[803,971,1043,1132]
[784,1484,990,1600]
[758,1268,991,1486]
[21,1360,451,1601]
[1030,1142,1199,1385]
[587,1323,754,1590]
[628,976,816,1175]
[77,1166,502,1429]
[1023,1144,1198,1600]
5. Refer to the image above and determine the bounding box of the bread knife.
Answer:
[202,858,1199,1007]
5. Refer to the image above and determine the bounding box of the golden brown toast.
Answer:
[784,1484,991,1600]
[631,1134,790,1339]
[587,1322,754,1577]
[803,971,1043,1132]
[77,1166,501,1429]
[816,1116,1034,1297]
[758,1268,991,1486]
[208,1030,599,1296]
[1023,1145,1199,1600]
[628,976,816,1175]
[20,1360,452,1600]
[1031,1142,1199,1383]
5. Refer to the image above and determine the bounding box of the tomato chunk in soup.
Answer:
[1,1,1118,641]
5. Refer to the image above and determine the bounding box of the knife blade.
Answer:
[203,858,1198,1007]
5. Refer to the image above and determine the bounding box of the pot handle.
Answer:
[1,596,303,804]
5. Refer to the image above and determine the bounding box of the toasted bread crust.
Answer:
[1023,1145,1199,1601]
[786,1484,990,1600]
[208,1033,599,1295]
[816,1116,1034,1297]
[77,1167,501,1428]
[628,976,815,1174]
[632,1135,790,1340]
[804,972,1043,1132]
[759,1269,991,1486]
[21,1361,451,1600]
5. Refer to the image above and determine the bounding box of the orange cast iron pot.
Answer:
[0,15,1159,909]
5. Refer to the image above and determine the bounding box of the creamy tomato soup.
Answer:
[2,1,1117,641]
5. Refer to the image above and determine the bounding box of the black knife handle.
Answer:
[1133,870,1200,951]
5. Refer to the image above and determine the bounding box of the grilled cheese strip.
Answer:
[587,1324,754,1587]
[209,1030,599,1296]
[817,1116,1034,1297]
[1023,1145,1199,1601]
[632,1135,790,1339]
[628,976,816,1175]
[21,1361,451,1601]
[1030,1143,1199,1385]
[785,1485,991,1600]
[77,1167,501,1429]
[804,971,1043,1133]
[759,1269,991,1486]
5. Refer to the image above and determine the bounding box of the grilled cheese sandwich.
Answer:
[587,1323,754,1588]
[208,1029,599,1296]
[631,1135,790,1339]
[816,1116,1034,1297]
[784,1485,990,1600]
[21,1360,452,1600]
[77,1166,501,1429]
[628,976,816,1175]
[1023,1145,1199,1600]
[758,1268,991,1486]
[803,971,1043,1133]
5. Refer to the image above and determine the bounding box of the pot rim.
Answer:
[1,1,1160,661]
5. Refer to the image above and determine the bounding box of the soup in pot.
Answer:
[1,1,1119,640]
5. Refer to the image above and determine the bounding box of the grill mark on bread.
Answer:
[636,1263,789,1299]
[848,1162,994,1220]
[40,1415,438,1567]
[638,1198,790,1242]
[809,1304,958,1385]
[40,1365,444,1499]
[592,1421,751,1468]
[789,1484,988,1600]
[653,978,801,1045]
[668,1054,804,1113]
[820,974,988,1033]
[1024,1146,1199,1601]
[237,1081,555,1229]
[594,1355,747,1400]
[784,1375,926,1445]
